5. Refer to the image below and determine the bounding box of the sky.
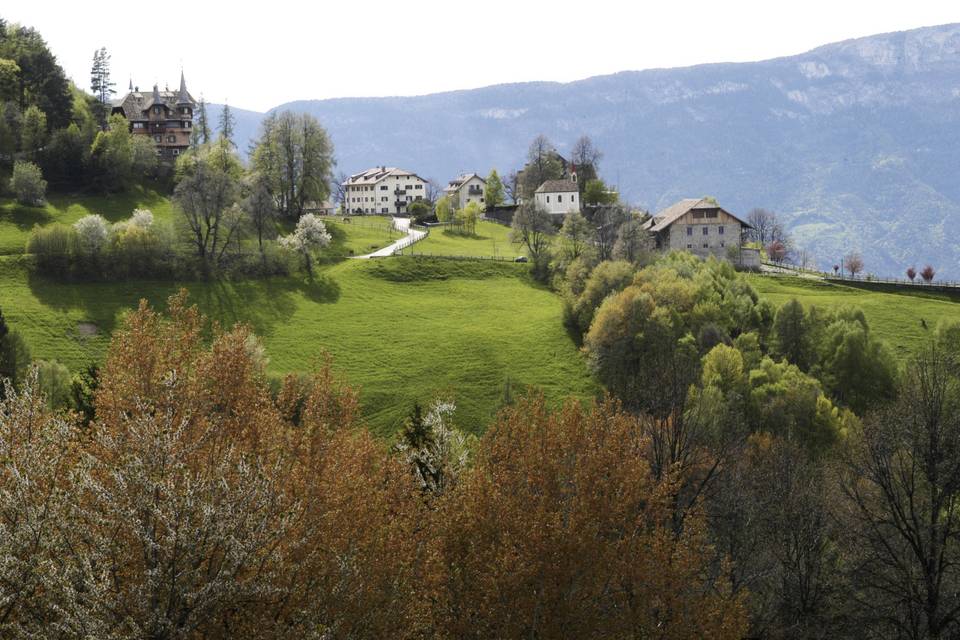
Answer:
[5,1,960,112]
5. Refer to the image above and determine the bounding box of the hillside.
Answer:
[217,23,960,278]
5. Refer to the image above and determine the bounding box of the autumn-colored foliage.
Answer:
[0,291,748,637]
[429,396,748,639]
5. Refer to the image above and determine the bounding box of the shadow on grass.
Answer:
[26,269,338,337]
[0,201,53,230]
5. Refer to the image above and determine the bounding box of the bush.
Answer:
[73,214,110,256]
[26,223,75,274]
[34,359,72,409]
[9,160,47,206]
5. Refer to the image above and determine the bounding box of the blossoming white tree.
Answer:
[73,213,110,256]
[278,213,331,275]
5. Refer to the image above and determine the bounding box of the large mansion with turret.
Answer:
[111,72,196,159]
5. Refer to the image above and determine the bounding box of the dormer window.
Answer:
[154,106,161,114]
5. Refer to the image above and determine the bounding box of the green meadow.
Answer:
[746,275,960,362]
[407,221,521,259]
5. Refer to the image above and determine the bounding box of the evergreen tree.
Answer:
[218,101,236,147]
[89,47,115,127]
[196,97,211,145]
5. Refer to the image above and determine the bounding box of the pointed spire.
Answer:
[177,70,191,105]
[152,83,160,103]
[128,77,133,91]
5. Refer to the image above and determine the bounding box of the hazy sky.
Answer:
[5,1,959,112]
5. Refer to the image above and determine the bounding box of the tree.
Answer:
[560,210,592,259]
[0,24,72,128]
[906,265,917,282]
[569,135,602,186]
[844,252,863,278]
[334,170,349,212]
[567,260,635,335]
[484,168,505,208]
[394,399,471,495]
[251,111,336,219]
[839,346,960,639]
[89,47,115,127]
[766,239,787,263]
[612,217,651,264]
[19,105,47,157]
[173,139,244,263]
[0,307,31,395]
[815,312,898,414]
[42,122,89,187]
[504,169,520,204]
[431,396,748,639]
[242,172,277,255]
[0,58,19,102]
[434,194,454,223]
[73,213,110,256]
[459,201,481,235]
[9,160,46,205]
[218,101,236,147]
[89,113,157,191]
[509,200,554,261]
[520,134,563,196]
[195,96,211,145]
[747,208,777,244]
[771,299,814,370]
[278,213,331,275]
[582,178,617,206]
[406,199,431,224]
[921,264,936,283]
[591,204,631,260]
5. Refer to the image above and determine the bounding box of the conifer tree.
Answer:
[196,97,211,145]
[218,101,236,147]
[89,47,115,128]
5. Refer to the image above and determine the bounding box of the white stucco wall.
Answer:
[534,190,580,216]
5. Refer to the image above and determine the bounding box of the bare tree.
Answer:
[521,134,563,197]
[906,266,917,282]
[921,264,936,283]
[424,178,442,204]
[242,172,277,255]
[570,135,602,184]
[747,208,776,244]
[839,347,960,639]
[509,200,554,260]
[591,204,631,261]
[844,252,864,278]
[334,171,349,213]
[504,170,520,204]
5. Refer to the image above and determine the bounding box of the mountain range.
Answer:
[210,23,960,278]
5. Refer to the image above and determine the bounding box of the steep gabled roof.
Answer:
[535,179,578,194]
[445,172,486,191]
[645,198,752,233]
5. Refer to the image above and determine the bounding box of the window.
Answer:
[381,185,388,190]
[172,149,179,156]
[720,242,725,247]
[702,227,708,235]
[718,226,724,235]
[167,135,176,143]
[686,226,693,236]
[558,195,563,203]
[546,196,550,203]
[154,135,162,143]
[381,196,387,202]
[572,194,577,201]
[415,184,423,189]
[133,122,144,129]
[382,207,388,213]
[686,243,692,249]
[703,243,709,248]
[183,121,191,128]
[154,106,161,114]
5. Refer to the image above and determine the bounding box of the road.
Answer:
[352,217,427,259]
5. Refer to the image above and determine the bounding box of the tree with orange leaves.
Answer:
[429,396,747,639]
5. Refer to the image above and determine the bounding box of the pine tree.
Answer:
[196,97,211,145]
[89,47,115,128]
[218,101,236,148]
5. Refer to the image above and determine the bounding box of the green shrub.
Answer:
[9,160,47,205]
[35,359,72,409]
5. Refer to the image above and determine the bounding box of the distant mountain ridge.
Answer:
[211,23,960,277]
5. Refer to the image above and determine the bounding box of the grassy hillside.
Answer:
[0,254,597,435]
[746,275,960,362]
[0,186,177,255]
[408,221,521,259]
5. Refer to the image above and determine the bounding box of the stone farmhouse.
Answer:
[642,198,759,266]
[112,72,195,160]
[343,167,428,215]
[444,173,486,209]
[535,178,581,216]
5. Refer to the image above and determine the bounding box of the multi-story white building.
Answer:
[534,179,580,216]
[444,172,486,209]
[343,166,428,215]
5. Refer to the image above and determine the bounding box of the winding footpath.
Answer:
[352,217,426,259]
